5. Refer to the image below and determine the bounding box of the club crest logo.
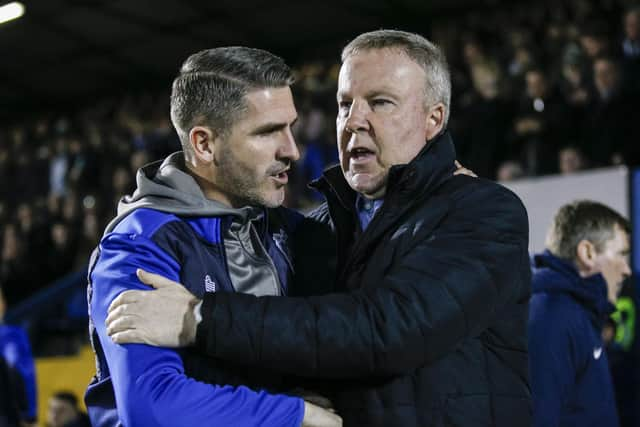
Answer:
[204,275,216,293]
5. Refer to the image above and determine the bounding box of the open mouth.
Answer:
[350,147,375,163]
[270,170,289,184]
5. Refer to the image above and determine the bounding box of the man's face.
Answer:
[525,71,547,99]
[336,48,432,199]
[593,225,631,303]
[47,398,77,427]
[594,60,619,97]
[625,11,639,41]
[213,87,299,208]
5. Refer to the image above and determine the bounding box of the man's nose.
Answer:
[623,260,632,278]
[344,101,370,134]
[279,127,300,161]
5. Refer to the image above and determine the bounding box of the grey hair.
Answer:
[546,200,630,262]
[170,47,294,158]
[341,29,452,127]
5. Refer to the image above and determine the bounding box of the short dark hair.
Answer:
[546,200,630,261]
[341,30,451,127]
[52,391,78,408]
[170,47,295,155]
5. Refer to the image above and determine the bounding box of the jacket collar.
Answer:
[532,250,615,323]
[311,130,457,212]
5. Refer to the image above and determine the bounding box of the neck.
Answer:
[184,163,235,208]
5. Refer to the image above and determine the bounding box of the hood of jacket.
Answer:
[105,152,261,233]
[532,250,615,323]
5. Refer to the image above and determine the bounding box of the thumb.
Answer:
[136,269,180,289]
[454,160,462,169]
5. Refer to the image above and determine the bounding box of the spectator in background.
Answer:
[0,286,37,426]
[455,61,511,178]
[622,7,640,60]
[511,67,572,175]
[582,56,639,166]
[497,160,525,182]
[49,137,69,197]
[580,22,612,61]
[560,45,590,108]
[46,392,90,427]
[621,7,640,93]
[299,108,338,202]
[0,224,30,305]
[529,200,631,427]
[47,221,77,281]
[558,145,587,175]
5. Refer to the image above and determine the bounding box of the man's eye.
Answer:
[372,99,392,107]
[338,101,352,110]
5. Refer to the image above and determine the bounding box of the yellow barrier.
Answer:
[35,345,95,425]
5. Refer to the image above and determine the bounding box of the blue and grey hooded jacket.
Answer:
[85,153,305,427]
[529,251,619,427]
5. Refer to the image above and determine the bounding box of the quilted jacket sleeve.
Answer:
[196,183,530,378]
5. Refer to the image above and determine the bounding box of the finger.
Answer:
[137,269,182,289]
[454,160,462,168]
[111,329,145,345]
[108,291,139,315]
[106,315,137,336]
[105,304,136,328]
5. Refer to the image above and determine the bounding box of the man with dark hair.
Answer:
[582,56,640,166]
[107,30,531,426]
[46,391,90,427]
[85,47,340,427]
[529,200,631,426]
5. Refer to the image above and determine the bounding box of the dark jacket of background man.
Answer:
[196,131,533,427]
[529,251,619,427]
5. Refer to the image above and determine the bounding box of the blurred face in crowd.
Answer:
[51,223,70,248]
[558,147,585,175]
[580,35,607,58]
[594,59,619,98]
[462,41,483,65]
[471,64,500,99]
[625,11,640,40]
[194,87,299,208]
[336,48,444,199]
[47,397,78,427]
[525,71,547,99]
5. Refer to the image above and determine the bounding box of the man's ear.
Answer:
[425,103,446,141]
[188,126,218,163]
[575,239,597,272]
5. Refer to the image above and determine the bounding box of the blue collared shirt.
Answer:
[356,194,384,230]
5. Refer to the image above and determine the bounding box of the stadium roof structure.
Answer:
[0,0,481,119]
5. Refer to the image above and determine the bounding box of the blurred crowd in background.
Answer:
[0,0,639,314]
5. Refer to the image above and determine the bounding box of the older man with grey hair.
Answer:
[107,30,532,427]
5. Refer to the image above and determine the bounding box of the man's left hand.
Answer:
[106,269,200,347]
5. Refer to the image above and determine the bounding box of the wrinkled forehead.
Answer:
[337,48,426,94]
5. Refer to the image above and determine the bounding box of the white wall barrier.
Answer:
[502,166,629,254]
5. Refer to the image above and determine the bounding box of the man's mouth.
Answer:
[269,169,289,184]
[349,147,376,164]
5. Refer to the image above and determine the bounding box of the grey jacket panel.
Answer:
[107,151,282,297]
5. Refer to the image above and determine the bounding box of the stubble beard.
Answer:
[214,146,278,208]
